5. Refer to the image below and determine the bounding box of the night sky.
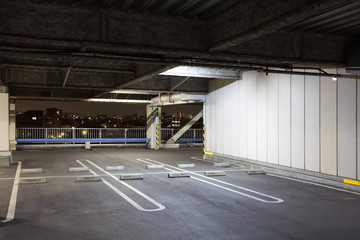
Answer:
[16,100,203,116]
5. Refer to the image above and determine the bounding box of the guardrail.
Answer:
[16,128,203,144]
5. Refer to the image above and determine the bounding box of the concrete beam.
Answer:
[210,0,355,51]
[0,0,207,52]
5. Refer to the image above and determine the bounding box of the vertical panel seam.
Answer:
[319,74,322,173]
[336,68,339,177]
[277,74,280,165]
[290,74,292,168]
[303,72,306,170]
[356,74,359,179]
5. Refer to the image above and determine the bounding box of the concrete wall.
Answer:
[205,70,360,180]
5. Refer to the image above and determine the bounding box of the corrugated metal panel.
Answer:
[83,0,241,19]
[290,2,360,36]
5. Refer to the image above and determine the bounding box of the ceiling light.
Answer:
[85,98,151,103]
[332,77,338,81]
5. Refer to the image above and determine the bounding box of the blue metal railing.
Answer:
[16,128,203,144]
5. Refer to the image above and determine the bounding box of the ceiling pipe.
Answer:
[151,93,206,106]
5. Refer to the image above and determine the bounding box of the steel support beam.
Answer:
[166,109,203,144]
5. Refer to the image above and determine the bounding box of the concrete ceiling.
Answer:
[0,0,359,101]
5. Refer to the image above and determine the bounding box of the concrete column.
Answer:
[0,87,11,166]
[146,105,161,149]
[9,101,16,151]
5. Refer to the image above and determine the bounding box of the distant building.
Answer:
[45,108,62,127]
[17,110,44,127]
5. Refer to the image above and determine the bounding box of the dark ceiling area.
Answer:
[0,0,359,101]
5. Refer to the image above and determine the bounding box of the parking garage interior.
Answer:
[1,0,360,239]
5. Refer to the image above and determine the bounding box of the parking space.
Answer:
[1,148,360,239]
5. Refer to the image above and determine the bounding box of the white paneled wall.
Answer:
[304,74,320,172]
[204,70,360,180]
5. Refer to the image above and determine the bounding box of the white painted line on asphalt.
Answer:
[105,166,125,171]
[21,168,43,174]
[178,164,195,168]
[2,161,22,223]
[137,158,284,203]
[0,169,246,181]
[77,160,165,212]
[267,174,360,196]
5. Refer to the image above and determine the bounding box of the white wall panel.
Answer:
[217,88,225,154]
[207,92,215,152]
[305,75,320,172]
[247,72,257,160]
[338,78,357,178]
[256,73,267,162]
[238,77,248,158]
[278,74,291,166]
[230,81,239,157]
[204,96,209,151]
[291,75,305,169]
[205,68,359,180]
[320,77,337,175]
[223,84,233,155]
[0,93,9,151]
[267,74,279,164]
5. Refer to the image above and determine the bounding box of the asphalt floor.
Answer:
[0,148,360,240]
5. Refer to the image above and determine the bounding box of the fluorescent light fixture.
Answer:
[85,98,151,103]
[332,77,338,81]
[160,66,242,79]
[110,89,161,95]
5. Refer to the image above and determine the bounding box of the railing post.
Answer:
[45,128,48,145]
[99,128,102,145]
[72,128,75,144]
[125,129,127,144]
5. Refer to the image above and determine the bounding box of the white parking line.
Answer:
[137,158,284,203]
[2,161,22,223]
[76,160,165,212]
[0,169,246,181]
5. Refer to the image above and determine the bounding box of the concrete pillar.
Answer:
[0,86,11,166]
[9,101,16,151]
[146,105,161,150]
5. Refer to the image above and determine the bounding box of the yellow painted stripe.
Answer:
[344,178,360,186]
[204,150,213,156]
